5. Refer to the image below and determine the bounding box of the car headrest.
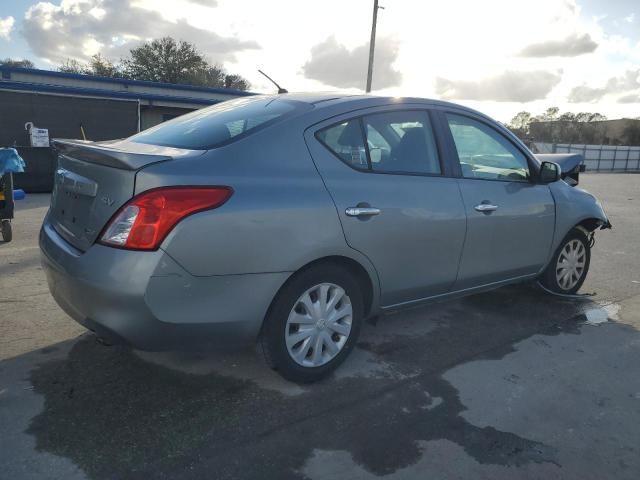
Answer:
[337,121,363,148]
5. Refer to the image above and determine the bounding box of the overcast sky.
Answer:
[1,0,639,122]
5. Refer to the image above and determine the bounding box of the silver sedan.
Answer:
[40,94,610,383]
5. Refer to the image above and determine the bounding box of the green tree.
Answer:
[0,58,35,68]
[536,106,560,122]
[558,112,576,122]
[187,64,227,87]
[123,37,209,84]
[621,124,640,145]
[59,58,86,74]
[87,54,120,77]
[223,73,250,91]
[56,37,250,90]
[59,55,122,77]
[574,112,607,122]
[122,37,250,89]
[508,111,532,134]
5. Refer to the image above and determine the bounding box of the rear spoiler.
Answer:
[535,153,585,186]
[51,139,173,171]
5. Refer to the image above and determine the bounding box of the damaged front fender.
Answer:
[548,180,611,255]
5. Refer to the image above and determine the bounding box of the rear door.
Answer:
[305,108,467,306]
[441,112,555,290]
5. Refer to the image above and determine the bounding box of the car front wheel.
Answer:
[260,264,364,383]
[540,228,591,294]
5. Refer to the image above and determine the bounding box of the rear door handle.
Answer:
[474,203,498,212]
[345,207,381,217]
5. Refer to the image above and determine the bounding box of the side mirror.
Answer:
[539,161,561,184]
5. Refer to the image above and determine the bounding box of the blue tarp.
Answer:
[0,148,26,175]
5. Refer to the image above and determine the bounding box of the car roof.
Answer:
[269,93,530,161]
[272,92,360,104]
[268,92,492,120]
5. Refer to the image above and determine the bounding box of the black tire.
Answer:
[260,263,364,383]
[1,220,11,243]
[539,228,591,294]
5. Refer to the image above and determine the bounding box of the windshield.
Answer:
[130,96,308,150]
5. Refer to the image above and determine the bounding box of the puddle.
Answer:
[302,440,561,480]
[24,285,590,478]
[135,349,308,397]
[584,302,620,326]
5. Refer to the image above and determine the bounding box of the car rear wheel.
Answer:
[260,264,364,383]
[539,228,591,294]
[1,220,12,243]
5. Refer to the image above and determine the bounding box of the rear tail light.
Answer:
[98,186,233,250]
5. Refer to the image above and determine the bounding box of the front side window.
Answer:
[446,114,530,182]
[363,111,441,175]
[130,96,307,150]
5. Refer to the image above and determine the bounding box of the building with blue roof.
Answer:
[0,65,255,191]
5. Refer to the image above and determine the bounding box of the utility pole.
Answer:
[365,0,381,93]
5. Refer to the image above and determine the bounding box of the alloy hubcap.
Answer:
[556,239,586,290]
[285,283,353,367]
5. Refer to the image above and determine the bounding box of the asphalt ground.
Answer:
[1,173,639,479]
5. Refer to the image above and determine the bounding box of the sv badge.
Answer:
[101,195,115,207]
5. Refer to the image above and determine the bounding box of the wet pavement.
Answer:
[1,174,640,479]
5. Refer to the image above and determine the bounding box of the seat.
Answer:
[337,121,367,167]
[390,127,438,173]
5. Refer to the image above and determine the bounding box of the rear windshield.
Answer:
[130,96,307,149]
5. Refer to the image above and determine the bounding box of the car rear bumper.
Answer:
[39,217,289,351]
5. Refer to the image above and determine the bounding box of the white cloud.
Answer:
[567,85,607,103]
[0,16,15,40]
[618,93,640,103]
[435,71,563,102]
[22,0,258,63]
[519,33,598,57]
[10,0,640,120]
[187,0,217,6]
[302,36,401,90]
[568,69,640,102]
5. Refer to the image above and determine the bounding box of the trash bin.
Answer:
[0,147,27,242]
[12,146,57,193]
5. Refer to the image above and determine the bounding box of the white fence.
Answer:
[532,143,640,172]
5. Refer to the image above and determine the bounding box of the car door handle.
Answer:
[345,207,381,217]
[474,203,498,212]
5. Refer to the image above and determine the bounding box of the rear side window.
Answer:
[363,111,441,175]
[316,110,441,175]
[316,119,369,169]
[130,97,306,149]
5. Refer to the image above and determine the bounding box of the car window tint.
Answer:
[366,124,390,163]
[363,111,441,175]
[130,97,306,150]
[446,114,530,182]
[316,119,369,169]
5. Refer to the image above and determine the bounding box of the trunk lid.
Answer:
[49,139,199,251]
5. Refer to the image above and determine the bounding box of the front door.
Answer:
[443,112,555,290]
[305,108,467,306]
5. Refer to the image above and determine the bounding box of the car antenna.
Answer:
[258,69,288,94]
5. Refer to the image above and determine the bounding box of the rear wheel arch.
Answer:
[259,256,371,382]
[293,256,375,317]
[262,256,376,333]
